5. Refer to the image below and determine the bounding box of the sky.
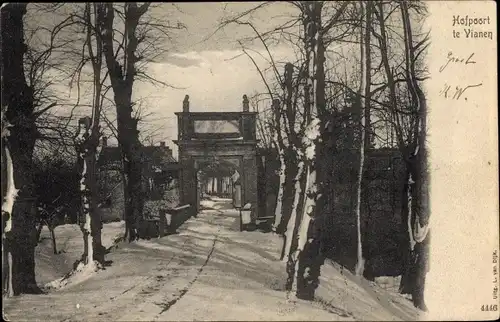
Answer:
[133,2,300,154]
[27,1,421,158]
[28,2,300,158]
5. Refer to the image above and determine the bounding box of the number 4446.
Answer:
[481,304,498,311]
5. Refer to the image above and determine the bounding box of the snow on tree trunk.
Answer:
[270,97,285,233]
[272,145,286,232]
[2,145,17,232]
[398,1,430,311]
[406,173,416,251]
[291,1,323,301]
[2,3,41,295]
[283,159,305,264]
[75,118,93,264]
[293,118,320,299]
[354,0,372,277]
[353,134,365,274]
[83,152,93,264]
[273,63,293,235]
[2,138,18,297]
[284,157,305,295]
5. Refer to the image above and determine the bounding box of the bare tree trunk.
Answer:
[1,3,42,295]
[75,146,89,263]
[121,163,129,239]
[271,98,286,233]
[283,159,306,292]
[99,3,149,241]
[278,153,299,260]
[88,152,104,262]
[294,155,318,299]
[284,6,317,292]
[398,1,430,310]
[75,117,94,264]
[354,0,372,277]
[294,1,326,301]
[399,162,414,292]
[375,1,416,294]
[36,223,43,244]
[81,226,90,263]
[2,143,17,297]
[277,149,298,237]
[72,3,107,265]
[282,46,313,272]
[272,147,286,232]
[274,63,295,235]
[49,225,57,254]
[374,2,406,152]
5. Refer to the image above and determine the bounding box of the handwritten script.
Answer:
[438,51,483,102]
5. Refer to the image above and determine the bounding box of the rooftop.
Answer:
[98,140,177,170]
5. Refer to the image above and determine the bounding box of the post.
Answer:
[243,156,258,220]
[159,209,166,238]
[168,210,177,234]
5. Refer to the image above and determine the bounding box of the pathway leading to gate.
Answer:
[3,198,418,321]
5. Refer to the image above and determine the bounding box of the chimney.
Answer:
[160,141,165,147]
[102,136,108,148]
[242,94,249,112]
[183,94,190,112]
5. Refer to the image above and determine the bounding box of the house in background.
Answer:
[97,138,180,222]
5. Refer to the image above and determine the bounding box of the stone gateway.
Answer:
[174,95,260,220]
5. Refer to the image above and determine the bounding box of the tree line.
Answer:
[222,0,430,310]
[1,2,182,296]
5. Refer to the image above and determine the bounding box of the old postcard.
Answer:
[423,1,498,321]
[1,1,498,321]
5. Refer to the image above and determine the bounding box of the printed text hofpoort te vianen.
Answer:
[452,15,493,39]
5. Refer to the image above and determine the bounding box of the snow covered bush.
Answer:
[143,186,180,219]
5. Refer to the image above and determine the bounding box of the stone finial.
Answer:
[183,94,190,112]
[242,94,249,112]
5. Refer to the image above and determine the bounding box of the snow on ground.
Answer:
[199,199,217,210]
[3,200,420,321]
[33,221,125,289]
[200,197,232,210]
[44,260,101,290]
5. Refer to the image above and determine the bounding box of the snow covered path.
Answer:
[3,199,419,321]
